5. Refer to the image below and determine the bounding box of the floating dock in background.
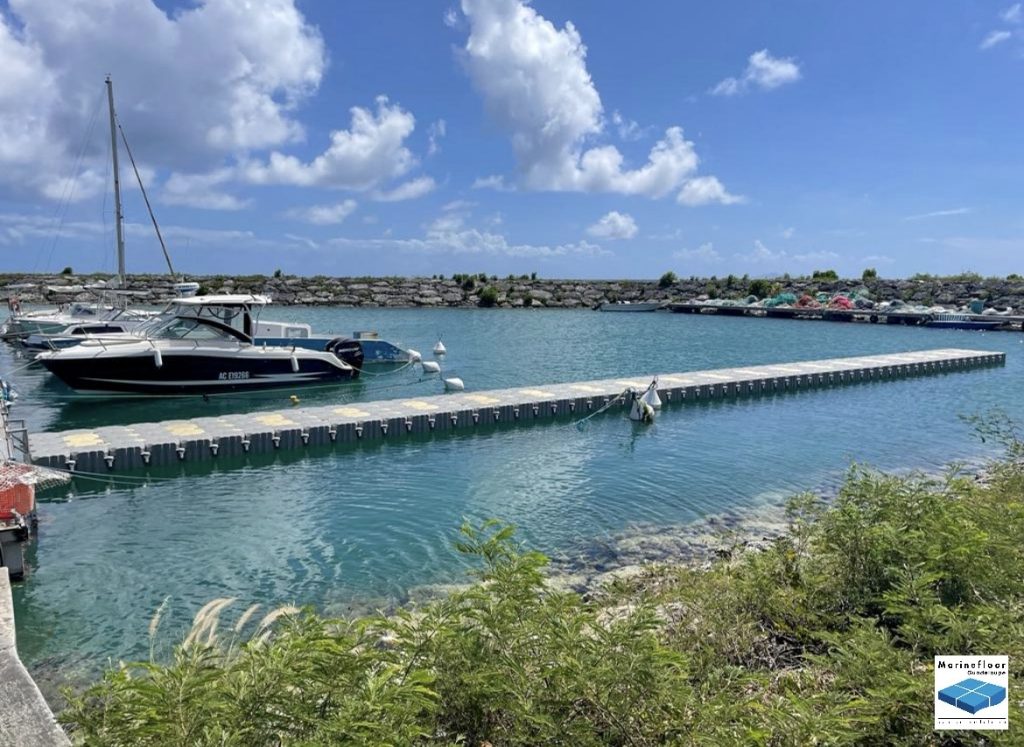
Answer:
[29,348,1004,474]
[669,302,1024,329]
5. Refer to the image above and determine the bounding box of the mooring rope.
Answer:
[0,357,42,381]
[572,389,630,430]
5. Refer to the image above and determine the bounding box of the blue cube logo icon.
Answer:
[935,656,1009,730]
[937,678,1006,715]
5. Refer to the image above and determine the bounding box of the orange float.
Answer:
[0,463,38,522]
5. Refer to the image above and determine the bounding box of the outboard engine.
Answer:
[326,337,364,375]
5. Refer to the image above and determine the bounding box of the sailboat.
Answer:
[4,77,193,340]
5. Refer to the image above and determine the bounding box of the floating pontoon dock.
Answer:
[30,348,1004,474]
[669,302,1024,329]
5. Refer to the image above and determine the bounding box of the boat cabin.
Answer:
[158,295,273,343]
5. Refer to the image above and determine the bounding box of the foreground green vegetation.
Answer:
[63,447,1024,745]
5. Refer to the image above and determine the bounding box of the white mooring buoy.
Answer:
[443,376,465,391]
[641,380,662,409]
[421,360,441,374]
[407,348,422,363]
[433,339,447,356]
[627,388,656,423]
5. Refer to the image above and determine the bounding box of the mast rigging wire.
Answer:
[116,120,177,279]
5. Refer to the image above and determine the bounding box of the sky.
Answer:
[0,0,1022,280]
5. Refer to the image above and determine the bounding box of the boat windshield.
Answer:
[148,317,245,342]
[134,303,253,340]
[133,311,175,336]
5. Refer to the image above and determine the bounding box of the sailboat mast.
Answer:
[106,76,126,286]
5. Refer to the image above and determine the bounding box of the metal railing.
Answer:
[5,418,31,463]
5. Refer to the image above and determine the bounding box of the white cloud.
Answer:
[126,222,259,246]
[1003,3,1022,23]
[162,168,250,211]
[781,227,795,239]
[372,176,437,202]
[329,220,609,259]
[737,239,837,268]
[472,174,514,191]
[284,233,320,250]
[611,110,644,141]
[904,207,971,221]
[286,199,358,225]
[586,211,638,240]
[980,30,1013,49]
[427,119,447,156]
[444,7,460,28]
[426,212,467,234]
[0,0,326,201]
[327,206,608,259]
[0,209,314,255]
[933,235,1024,256]
[3,211,263,248]
[746,239,779,263]
[711,49,801,96]
[242,96,417,190]
[164,96,430,204]
[442,199,476,212]
[0,211,104,245]
[673,243,721,262]
[676,176,745,206]
[794,250,840,264]
[459,0,730,202]
[861,254,894,265]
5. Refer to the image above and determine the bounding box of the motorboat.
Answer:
[252,323,413,363]
[598,301,661,312]
[35,295,363,396]
[21,311,153,351]
[22,299,416,363]
[4,298,154,339]
[925,313,1004,331]
[172,281,201,298]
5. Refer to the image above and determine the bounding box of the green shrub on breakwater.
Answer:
[62,452,1024,744]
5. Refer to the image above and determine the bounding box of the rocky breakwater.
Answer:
[733,276,1024,311]
[2,272,1023,310]
[0,274,668,308]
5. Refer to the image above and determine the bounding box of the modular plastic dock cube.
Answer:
[938,678,1006,714]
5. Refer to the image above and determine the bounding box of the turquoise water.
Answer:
[5,308,1023,688]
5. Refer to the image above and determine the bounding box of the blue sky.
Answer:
[0,0,1021,279]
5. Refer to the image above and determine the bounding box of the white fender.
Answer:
[290,354,300,372]
[152,347,163,368]
[627,390,655,423]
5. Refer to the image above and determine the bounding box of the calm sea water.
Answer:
[5,307,1023,687]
